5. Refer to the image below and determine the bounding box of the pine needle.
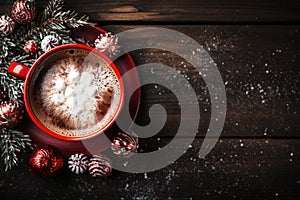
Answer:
[0,128,32,171]
[0,0,89,171]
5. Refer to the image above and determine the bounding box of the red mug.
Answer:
[8,44,124,141]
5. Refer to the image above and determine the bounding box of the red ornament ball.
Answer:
[0,100,24,127]
[29,145,64,178]
[88,154,112,178]
[11,0,37,24]
[24,40,38,55]
[0,15,15,36]
[111,132,138,157]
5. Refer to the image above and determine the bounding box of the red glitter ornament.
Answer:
[0,100,24,127]
[111,132,138,157]
[29,145,64,178]
[24,40,38,55]
[11,0,36,24]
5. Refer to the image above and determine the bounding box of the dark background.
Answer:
[1,0,300,199]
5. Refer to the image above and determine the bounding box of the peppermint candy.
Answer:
[88,154,112,178]
[94,32,120,57]
[68,153,89,174]
[41,35,61,52]
[0,15,15,36]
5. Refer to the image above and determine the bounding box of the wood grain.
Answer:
[1,0,300,23]
[103,25,300,138]
[0,139,299,199]
[1,0,299,199]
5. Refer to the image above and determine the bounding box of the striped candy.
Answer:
[68,153,89,174]
[0,15,15,36]
[11,0,36,24]
[94,32,120,57]
[41,35,60,52]
[88,154,112,178]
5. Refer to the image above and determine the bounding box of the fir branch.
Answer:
[16,0,89,45]
[42,0,64,21]
[0,73,24,104]
[0,128,31,171]
[0,38,16,67]
[0,0,91,171]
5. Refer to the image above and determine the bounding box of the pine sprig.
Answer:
[1,0,89,103]
[42,0,64,21]
[0,73,24,104]
[0,128,31,171]
[42,0,89,27]
[0,38,16,67]
[0,0,90,171]
[16,0,89,45]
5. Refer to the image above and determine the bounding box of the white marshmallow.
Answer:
[74,84,85,95]
[52,93,65,105]
[65,87,74,97]
[75,94,85,106]
[73,106,84,115]
[54,79,66,91]
[85,86,97,97]
[66,97,76,109]
[68,69,80,83]
[80,71,94,85]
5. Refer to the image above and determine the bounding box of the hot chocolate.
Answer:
[29,48,121,137]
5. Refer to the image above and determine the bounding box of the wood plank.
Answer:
[1,0,300,23]
[103,25,300,137]
[1,139,300,199]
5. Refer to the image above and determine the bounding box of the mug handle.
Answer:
[8,62,30,80]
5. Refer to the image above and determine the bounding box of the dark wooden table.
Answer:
[1,0,300,199]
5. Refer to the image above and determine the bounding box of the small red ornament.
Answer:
[24,40,38,55]
[88,154,112,178]
[11,0,37,24]
[111,132,138,157]
[0,100,24,127]
[29,145,64,178]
